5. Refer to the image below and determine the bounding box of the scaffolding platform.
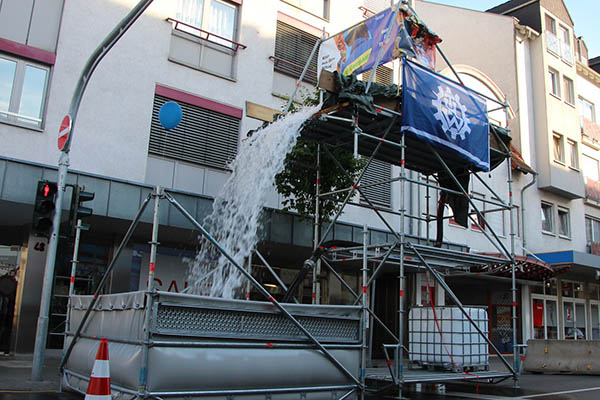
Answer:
[326,241,511,271]
[301,81,511,175]
[366,367,512,385]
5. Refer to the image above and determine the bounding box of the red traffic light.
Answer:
[43,184,51,197]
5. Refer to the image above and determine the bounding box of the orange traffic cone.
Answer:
[85,338,111,400]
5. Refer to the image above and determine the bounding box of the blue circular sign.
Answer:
[158,101,182,130]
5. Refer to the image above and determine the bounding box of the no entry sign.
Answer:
[58,115,72,151]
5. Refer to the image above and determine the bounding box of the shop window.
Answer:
[273,21,319,83]
[541,202,553,233]
[553,133,564,163]
[0,55,49,128]
[148,92,240,170]
[282,0,330,19]
[548,68,560,98]
[557,207,570,238]
[563,76,574,105]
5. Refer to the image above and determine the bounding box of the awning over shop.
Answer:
[470,254,569,281]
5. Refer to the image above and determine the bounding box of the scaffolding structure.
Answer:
[58,1,524,399]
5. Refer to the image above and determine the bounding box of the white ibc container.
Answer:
[408,306,489,370]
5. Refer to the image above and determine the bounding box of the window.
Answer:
[548,68,560,97]
[282,0,330,19]
[545,14,557,35]
[583,155,599,181]
[545,14,559,54]
[488,197,505,236]
[148,93,240,170]
[470,193,486,231]
[175,0,238,45]
[563,76,574,105]
[0,55,49,128]
[567,140,578,169]
[585,216,600,254]
[557,208,570,237]
[579,97,595,122]
[553,133,564,163]
[360,158,392,208]
[273,21,319,83]
[541,202,553,233]
[559,25,573,63]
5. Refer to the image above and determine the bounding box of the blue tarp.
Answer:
[401,60,490,171]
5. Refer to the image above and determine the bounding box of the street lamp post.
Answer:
[31,0,157,381]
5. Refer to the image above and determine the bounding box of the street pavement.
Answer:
[1,351,599,399]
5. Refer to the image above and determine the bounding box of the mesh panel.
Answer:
[154,304,360,343]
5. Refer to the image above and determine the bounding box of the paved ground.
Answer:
[1,351,599,399]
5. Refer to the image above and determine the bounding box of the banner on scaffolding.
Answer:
[401,60,490,171]
[317,6,440,77]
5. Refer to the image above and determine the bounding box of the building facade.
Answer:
[1,0,599,356]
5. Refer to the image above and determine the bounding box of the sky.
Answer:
[424,0,600,58]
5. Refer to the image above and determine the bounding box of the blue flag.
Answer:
[401,60,490,171]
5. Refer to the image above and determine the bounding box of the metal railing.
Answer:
[166,18,247,52]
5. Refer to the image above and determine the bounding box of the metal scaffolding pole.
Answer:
[406,242,516,375]
[164,192,362,388]
[313,143,321,304]
[60,192,153,372]
[139,186,162,394]
[360,225,368,400]
[396,131,407,398]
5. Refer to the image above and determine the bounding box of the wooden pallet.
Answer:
[409,360,490,373]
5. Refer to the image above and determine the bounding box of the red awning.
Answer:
[470,254,570,281]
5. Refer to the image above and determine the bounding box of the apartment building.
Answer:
[1,0,598,356]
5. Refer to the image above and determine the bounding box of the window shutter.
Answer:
[360,158,392,208]
[361,65,393,85]
[149,95,240,170]
[274,21,319,81]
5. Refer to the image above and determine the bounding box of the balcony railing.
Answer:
[166,18,247,52]
[269,56,318,84]
[546,31,573,63]
[546,32,560,54]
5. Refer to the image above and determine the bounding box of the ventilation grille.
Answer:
[149,95,240,170]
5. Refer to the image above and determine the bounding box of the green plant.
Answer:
[275,89,365,221]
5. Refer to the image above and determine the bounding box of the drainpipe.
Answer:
[520,172,537,256]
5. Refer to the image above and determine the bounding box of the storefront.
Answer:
[527,250,600,342]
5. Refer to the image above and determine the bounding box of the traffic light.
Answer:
[68,185,95,236]
[33,181,58,237]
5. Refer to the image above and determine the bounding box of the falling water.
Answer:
[186,104,321,298]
